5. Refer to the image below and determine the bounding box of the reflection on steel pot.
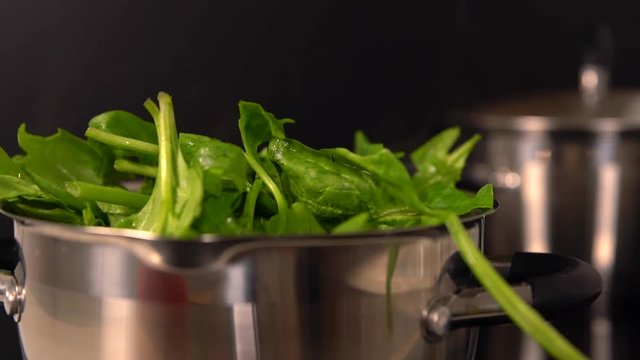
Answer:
[0,209,600,360]
[459,68,640,292]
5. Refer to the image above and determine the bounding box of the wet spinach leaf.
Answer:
[180,133,248,194]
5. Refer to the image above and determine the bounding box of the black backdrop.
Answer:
[2,1,640,359]
[3,1,639,155]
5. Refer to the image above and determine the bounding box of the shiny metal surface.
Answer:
[460,79,640,360]
[462,91,640,279]
[0,273,23,321]
[1,212,489,360]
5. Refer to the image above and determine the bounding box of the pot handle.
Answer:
[0,238,24,322]
[421,252,602,342]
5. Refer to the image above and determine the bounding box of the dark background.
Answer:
[2,1,640,359]
[3,1,639,155]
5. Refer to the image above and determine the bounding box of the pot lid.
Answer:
[465,65,640,132]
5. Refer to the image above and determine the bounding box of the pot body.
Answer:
[5,216,485,360]
[459,94,640,360]
[461,116,640,296]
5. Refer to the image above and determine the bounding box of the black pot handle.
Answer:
[421,251,603,341]
[0,237,24,321]
[0,237,19,272]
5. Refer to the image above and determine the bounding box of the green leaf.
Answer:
[82,202,108,226]
[238,101,294,158]
[287,202,326,234]
[2,199,82,225]
[0,147,20,177]
[18,124,109,186]
[411,127,481,198]
[96,202,137,216]
[21,167,87,210]
[410,127,460,173]
[354,131,385,156]
[354,131,404,159]
[269,138,375,221]
[180,133,248,194]
[85,110,159,168]
[265,202,326,235]
[326,146,429,216]
[0,175,44,200]
[238,101,293,233]
[423,184,493,215]
[88,110,158,144]
[193,192,244,235]
[331,212,371,234]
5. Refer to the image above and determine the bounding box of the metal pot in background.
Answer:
[0,209,600,360]
[457,63,640,359]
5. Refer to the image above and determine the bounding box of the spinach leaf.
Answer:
[269,138,375,221]
[423,183,493,215]
[2,198,82,225]
[85,110,159,165]
[0,147,20,177]
[265,202,326,235]
[19,167,87,211]
[88,110,158,144]
[180,133,248,194]
[354,131,404,158]
[0,175,43,199]
[18,124,110,186]
[354,130,385,156]
[411,127,481,198]
[193,192,244,235]
[331,212,371,234]
[326,145,430,217]
[238,101,293,233]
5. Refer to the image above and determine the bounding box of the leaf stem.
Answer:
[114,159,158,178]
[444,214,587,360]
[385,244,399,333]
[241,178,263,232]
[85,128,159,155]
[65,181,149,209]
[243,153,288,233]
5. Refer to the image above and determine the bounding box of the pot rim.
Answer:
[1,202,497,245]
[2,204,496,273]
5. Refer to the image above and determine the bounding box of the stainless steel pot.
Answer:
[0,209,600,360]
[457,63,640,359]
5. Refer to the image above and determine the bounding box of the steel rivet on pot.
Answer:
[421,302,451,343]
[0,273,24,322]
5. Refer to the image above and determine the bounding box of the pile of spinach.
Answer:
[0,92,585,359]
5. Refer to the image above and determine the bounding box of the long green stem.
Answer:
[85,128,159,155]
[114,159,158,178]
[444,214,587,360]
[385,244,399,333]
[243,153,288,233]
[241,179,264,232]
[66,181,149,209]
